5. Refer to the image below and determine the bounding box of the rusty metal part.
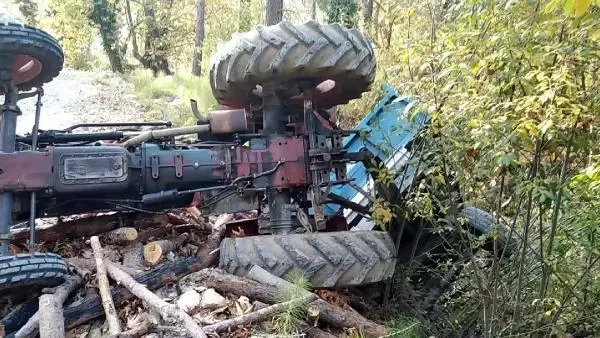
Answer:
[122,125,211,147]
[207,109,248,134]
[233,137,308,188]
[0,151,54,192]
[13,54,43,85]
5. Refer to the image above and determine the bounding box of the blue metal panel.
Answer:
[324,84,427,216]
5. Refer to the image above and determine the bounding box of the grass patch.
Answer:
[130,68,216,127]
[385,316,428,338]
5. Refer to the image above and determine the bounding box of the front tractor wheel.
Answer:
[219,231,396,288]
[0,253,68,294]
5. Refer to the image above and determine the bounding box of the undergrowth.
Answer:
[130,68,216,127]
[271,270,311,336]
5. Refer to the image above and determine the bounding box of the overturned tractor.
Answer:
[0,22,508,294]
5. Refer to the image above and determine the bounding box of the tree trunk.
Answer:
[90,0,125,73]
[266,0,283,25]
[191,0,205,76]
[362,0,373,29]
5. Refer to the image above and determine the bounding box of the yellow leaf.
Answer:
[574,0,592,16]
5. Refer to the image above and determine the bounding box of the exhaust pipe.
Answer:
[122,109,247,147]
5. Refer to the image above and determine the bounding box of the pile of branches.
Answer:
[0,209,388,338]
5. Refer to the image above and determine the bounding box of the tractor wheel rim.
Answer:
[12,54,43,85]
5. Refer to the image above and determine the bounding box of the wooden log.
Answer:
[11,213,169,243]
[100,228,138,245]
[143,233,189,265]
[137,224,195,243]
[182,268,388,338]
[121,242,145,271]
[1,297,39,334]
[64,256,208,329]
[14,276,82,338]
[63,215,229,329]
[90,236,122,334]
[66,257,143,278]
[38,294,64,338]
[104,261,206,338]
[166,212,190,225]
[247,266,386,337]
[203,293,316,333]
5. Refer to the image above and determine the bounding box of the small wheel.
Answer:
[219,231,396,288]
[458,206,518,257]
[210,20,376,108]
[0,22,64,93]
[0,253,68,294]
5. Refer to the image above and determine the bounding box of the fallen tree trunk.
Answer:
[104,261,206,338]
[182,268,388,337]
[15,276,82,338]
[11,213,169,243]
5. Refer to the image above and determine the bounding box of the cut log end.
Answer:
[143,242,165,265]
[101,227,139,245]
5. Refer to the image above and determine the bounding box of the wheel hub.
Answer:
[12,54,43,85]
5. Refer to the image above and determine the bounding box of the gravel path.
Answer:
[16,68,144,135]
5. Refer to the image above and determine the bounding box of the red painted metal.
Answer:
[233,137,308,188]
[0,151,53,191]
[13,54,43,85]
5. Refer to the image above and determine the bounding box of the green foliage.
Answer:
[316,0,358,27]
[357,0,600,336]
[46,0,98,70]
[385,316,427,338]
[131,68,215,126]
[89,0,124,72]
[271,270,310,336]
[18,0,38,26]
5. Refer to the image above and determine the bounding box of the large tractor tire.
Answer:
[0,253,68,294]
[219,231,396,288]
[0,22,63,93]
[210,20,376,108]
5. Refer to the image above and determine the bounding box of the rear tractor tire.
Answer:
[219,231,396,288]
[210,20,376,108]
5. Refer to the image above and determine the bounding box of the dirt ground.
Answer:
[16,68,144,135]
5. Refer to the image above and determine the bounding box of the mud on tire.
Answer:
[0,253,68,293]
[219,231,396,288]
[210,20,376,107]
